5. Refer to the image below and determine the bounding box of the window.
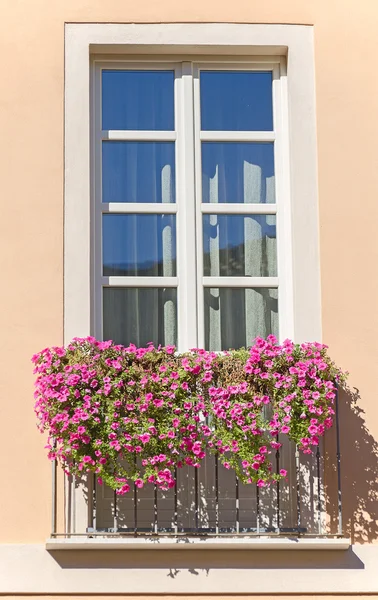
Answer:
[93,59,291,352]
[65,23,322,541]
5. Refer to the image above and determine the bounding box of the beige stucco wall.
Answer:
[0,0,377,548]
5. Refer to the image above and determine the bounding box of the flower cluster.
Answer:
[33,336,347,495]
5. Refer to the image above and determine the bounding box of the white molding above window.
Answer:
[65,23,321,350]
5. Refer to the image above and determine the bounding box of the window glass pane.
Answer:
[200,71,273,131]
[203,215,276,277]
[102,70,174,130]
[204,288,278,351]
[202,142,275,204]
[103,214,176,277]
[102,142,175,203]
[103,288,177,347]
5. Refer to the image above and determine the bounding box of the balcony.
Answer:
[48,392,346,549]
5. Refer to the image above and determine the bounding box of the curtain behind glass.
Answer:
[204,148,277,350]
[102,140,176,347]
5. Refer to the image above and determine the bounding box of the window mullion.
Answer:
[176,62,198,351]
[200,131,275,142]
[103,203,177,214]
[101,130,176,141]
[201,203,277,215]
[93,64,103,342]
[193,64,205,349]
[273,60,294,341]
[101,276,178,287]
[202,277,279,288]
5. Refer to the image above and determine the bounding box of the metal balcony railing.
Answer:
[50,390,343,539]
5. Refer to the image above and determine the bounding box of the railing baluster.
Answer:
[51,440,57,536]
[215,454,219,535]
[87,474,93,532]
[335,385,343,535]
[174,466,178,534]
[256,484,260,534]
[133,481,138,536]
[113,489,118,532]
[295,444,301,535]
[133,453,138,536]
[65,474,72,536]
[92,473,97,533]
[235,474,239,534]
[72,474,76,534]
[316,443,322,535]
[154,484,158,534]
[276,434,280,532]
[194,466,199,531]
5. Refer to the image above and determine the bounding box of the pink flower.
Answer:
[116,483,130,495]
[34,335,343,495]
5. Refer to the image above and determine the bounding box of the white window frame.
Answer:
[92,56,294,350]
[65,23,321,356]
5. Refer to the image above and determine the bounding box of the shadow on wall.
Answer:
[326,386,378,544]
[49,547,364,571]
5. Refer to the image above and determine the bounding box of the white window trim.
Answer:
[92,56,291,350]
[65,23,321,352]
